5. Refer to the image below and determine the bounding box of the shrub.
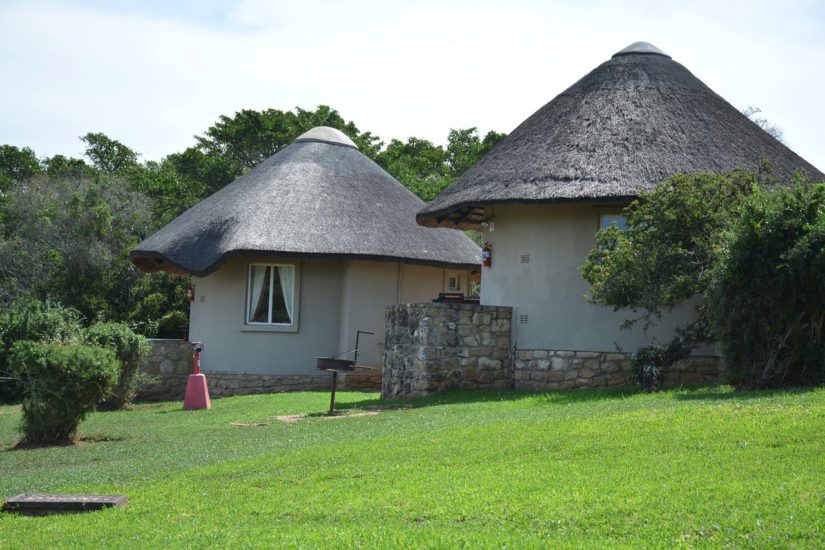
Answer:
[83,322,152,410]
[9,341,119,445]
[156,310,189,339]
[709,183,825,388]
[629,339,690,392]
[0,298,84,403]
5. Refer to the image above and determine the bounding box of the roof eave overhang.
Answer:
[417,195,638,230]
[129,249,481,278]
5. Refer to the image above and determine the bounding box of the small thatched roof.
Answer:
[130,127,480,276]
[418,41,825,229]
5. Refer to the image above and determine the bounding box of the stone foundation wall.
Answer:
[138,339,381,402]
[382,303,513,399]
[513,349,723,391]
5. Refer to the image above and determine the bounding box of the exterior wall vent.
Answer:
[520,254,530,264]
[519,314,529,324]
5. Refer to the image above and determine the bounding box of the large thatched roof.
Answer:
[130,127,480,276]
[418,41,824,229]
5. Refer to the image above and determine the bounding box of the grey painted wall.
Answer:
[480,204,704,353]
[190,257,343,375]
[190,256,470,376]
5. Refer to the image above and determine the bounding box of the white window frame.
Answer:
[242,262,300,333]
[447,273,461,292]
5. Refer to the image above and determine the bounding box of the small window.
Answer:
[447,275,460,291]
[599,214,628,230]
[247,264,296,325]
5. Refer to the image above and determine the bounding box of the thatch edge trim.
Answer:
[417,195,636,229]
[129,249,481,277]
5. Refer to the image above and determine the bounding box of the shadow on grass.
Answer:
[333,386,642,412]
[333,383,824,412]
[670,384,822,402]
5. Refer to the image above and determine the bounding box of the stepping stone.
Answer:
[2,493,128,515]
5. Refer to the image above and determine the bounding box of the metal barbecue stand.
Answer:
[316,330,375,416]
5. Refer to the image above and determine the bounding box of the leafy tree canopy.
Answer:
[581,169,762,343]
[0,145,41,192]
[709,181,825,387]
[194,105,382,175]
[582,165,825,388]
[81,132,141,173]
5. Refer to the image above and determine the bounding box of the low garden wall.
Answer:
[382,303,725,400]
[382,303,513,399]
[513,349,723,391]
[137,339,380,402]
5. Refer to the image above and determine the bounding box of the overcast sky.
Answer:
[1,0,823,171]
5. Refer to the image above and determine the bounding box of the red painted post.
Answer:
[183,341,210,410]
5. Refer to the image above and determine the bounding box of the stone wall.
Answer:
[513,349,723,391]
[138,339,381,402]
[382,303,513,399]
[382,303,725,400]
[138,339,191,401]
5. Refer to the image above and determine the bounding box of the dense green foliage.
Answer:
[0,299,84,403]
[709,183,825,387]
[0,145,40,191]
[581,170,757,340]
[83,322,152,410]
[1,387,824,546]
[8,341,118,445]
[628,340,690,392]
[0,105,503,340]
[582,169,825,389]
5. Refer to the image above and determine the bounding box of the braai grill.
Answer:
[316,330,375,415]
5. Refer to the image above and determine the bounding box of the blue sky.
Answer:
[1,0,823,171]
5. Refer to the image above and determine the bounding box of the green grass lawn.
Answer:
[0,386,824,548]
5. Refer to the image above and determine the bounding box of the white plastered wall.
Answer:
[480,204,706,353]
[337,261,460,368]
[189,257,343,375]
[190,256,471,375]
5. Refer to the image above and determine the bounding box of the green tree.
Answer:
[41,154,94,179]
[708,181,825,387]
[445,128,506,177]
[377,137,450,201]
[81,132,140,173]
[0,145,41,192]
[580,170,759,345]
[194,105,382,176]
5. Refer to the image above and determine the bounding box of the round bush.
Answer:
[0,298,84,403]
[83,322,151,410]
[9,341,119,445]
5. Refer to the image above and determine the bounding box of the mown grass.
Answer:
[0,386,824,548]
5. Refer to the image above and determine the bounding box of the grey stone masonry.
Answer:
[382,303,514,399]
[513,349,723,391]
[138,339,191,401]
[138,339,380,402]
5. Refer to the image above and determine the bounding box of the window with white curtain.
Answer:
[246,264,296,325]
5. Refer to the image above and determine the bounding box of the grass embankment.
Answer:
[0,386,823,548]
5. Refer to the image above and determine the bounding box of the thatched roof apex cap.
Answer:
[294,126,358,149]
[612,41,671,59]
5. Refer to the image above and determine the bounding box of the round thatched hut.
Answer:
[131,127,480,394]
[417,42,824,389]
